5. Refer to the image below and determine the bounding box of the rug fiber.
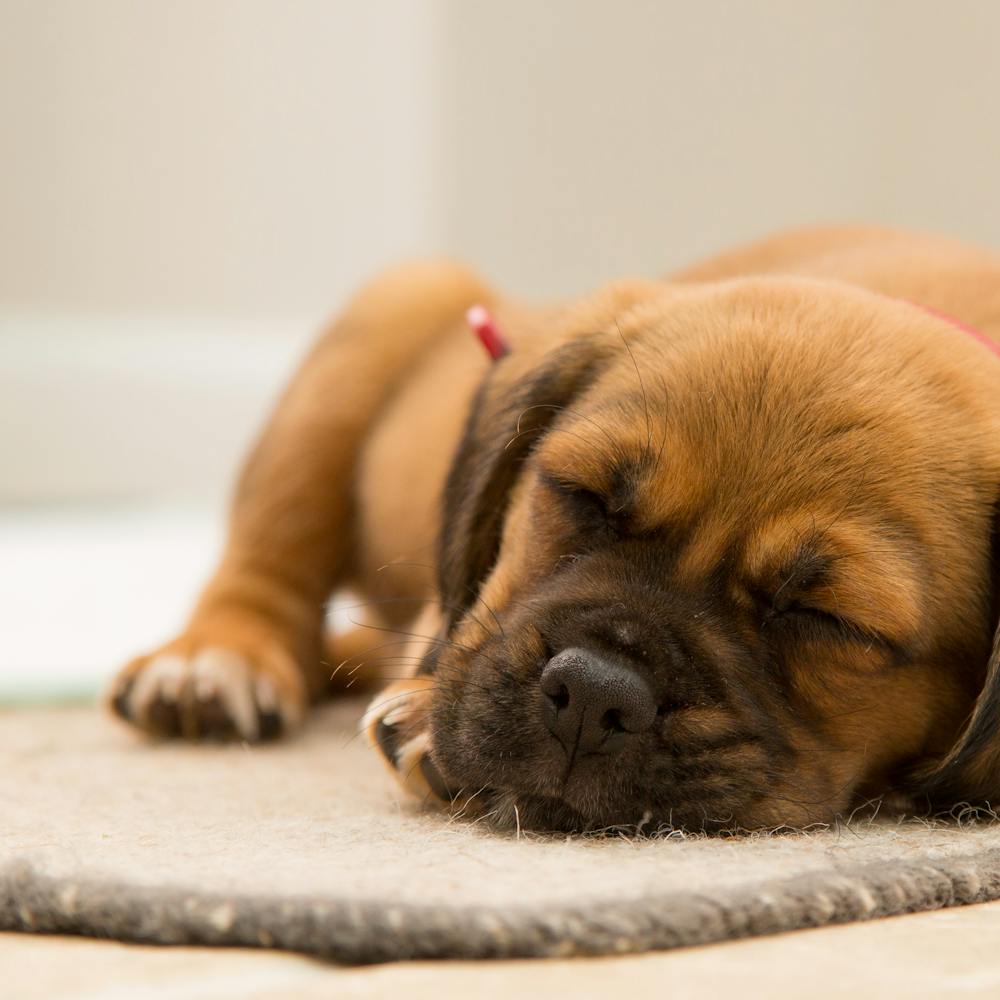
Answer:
[4,703,1000,963]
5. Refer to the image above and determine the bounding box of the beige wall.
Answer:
[2,0,999,502]
[0,0,441,321]
[4,1,1000,318]
[437,0,1000,299]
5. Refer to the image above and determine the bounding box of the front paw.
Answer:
[363,678,454,802]
[107,634,306,742]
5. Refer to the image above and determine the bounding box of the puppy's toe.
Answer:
[109,643,304,742]
[189,648,262,739]
[364,678,454,802]
[116,653,186,736]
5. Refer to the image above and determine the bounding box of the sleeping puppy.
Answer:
[108,226,1000,833]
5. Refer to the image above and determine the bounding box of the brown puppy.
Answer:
[109,226,1000,833]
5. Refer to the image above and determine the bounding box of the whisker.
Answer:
[345,615,508,673]
[616,319,653,460]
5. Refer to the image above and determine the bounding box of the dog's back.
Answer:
[672,225,1000,339]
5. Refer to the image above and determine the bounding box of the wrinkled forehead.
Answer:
[537,431,926,645]
[537,306,948,506]
[536,368,868,521]
[532,348,929,619]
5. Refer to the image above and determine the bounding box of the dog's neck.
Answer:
[912,302,1000,361]
[467,297,1000,364]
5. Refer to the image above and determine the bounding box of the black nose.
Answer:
[540,647,657,755]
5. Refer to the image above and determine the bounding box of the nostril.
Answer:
[548,685,570,711]
[600,708,626,734]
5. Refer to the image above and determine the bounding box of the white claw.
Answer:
[255,675,278,714]
[379,704,409,729]
[127,654,187,724]
[190,647,260,741]
[114,642,305,740]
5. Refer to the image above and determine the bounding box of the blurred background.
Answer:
[2,0,999,698]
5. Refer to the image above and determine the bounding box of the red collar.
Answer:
[467,304,511,361]
[467,300,1000,363]
[913,302,1000,360]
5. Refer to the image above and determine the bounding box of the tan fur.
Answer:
[109,226,1000,829]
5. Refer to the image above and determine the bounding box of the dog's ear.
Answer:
[912,502,1000,809]
[920,644,1000,809]
[437,338,613,630]
[914,638,1000,809]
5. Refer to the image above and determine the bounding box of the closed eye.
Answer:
[540,472,630,538]
[769,601,894,651]
[545,474,610,521]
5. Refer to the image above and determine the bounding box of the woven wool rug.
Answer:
[3,701,1000,964]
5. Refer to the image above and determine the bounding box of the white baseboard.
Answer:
[1,312,317,507]
[0,507,223,699]
[0,505,365,701]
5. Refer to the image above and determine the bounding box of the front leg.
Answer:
[108,260,494,740]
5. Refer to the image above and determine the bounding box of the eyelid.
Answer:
[784,602,893,649]
[540,471,636,544]
[539,469,644,543]
[541,472,609,508]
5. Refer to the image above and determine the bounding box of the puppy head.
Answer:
[424,278,1000,832]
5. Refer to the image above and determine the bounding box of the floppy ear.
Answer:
[436,338,613,631]
[365,341,613,797]
[912,503,1000,809]
[914,636,1000,808]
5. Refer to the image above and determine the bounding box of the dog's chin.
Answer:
[428,721,774,835]
[476,790,589,833]
[460,783,756,836]
[438,756,761,836]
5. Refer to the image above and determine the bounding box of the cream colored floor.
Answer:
[5,900,1000,1000]
[7,512,999,997]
